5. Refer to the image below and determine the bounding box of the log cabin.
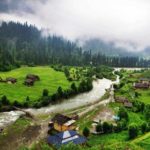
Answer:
[51,114,76,132]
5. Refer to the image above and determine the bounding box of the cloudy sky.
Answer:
[0,0,150,51]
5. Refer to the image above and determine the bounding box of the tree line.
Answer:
[0,21,150,71]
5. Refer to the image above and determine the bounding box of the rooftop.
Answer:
[52,114,72,125]
[47,130,86,148]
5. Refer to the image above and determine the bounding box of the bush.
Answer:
[128,123,138,139]
[118,107,128,121]
[102,122,113,133]
[13,100,22,107]
[71,83,78,94]
[43,89,49,97]
[83,127,90,137]
[141,122,147,134]
[23,102,29,108]
[1,95,10,105]
[26,96,30,101]
[96,123,103,133]
[57,86,63,98]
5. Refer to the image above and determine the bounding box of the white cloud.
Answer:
[0,0,150,51]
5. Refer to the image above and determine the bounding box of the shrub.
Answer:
[118,107,128,121]
[13,100,22,107]
[141,122,147,134]
[102,122,113,133]
[57,86,63,98]
[71,83,78,94]
[1,95,10,105]
[43,89,49,97]
[128,123,138,139]
[96,123,103,133]
[26,96,30,101]
[83,127,90,137]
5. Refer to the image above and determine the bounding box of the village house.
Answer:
[139,78,150,84]
[26,74,40,81]
[115,97,129,103]
[47,130,87,148]
[50,114,76,132]
[115,96,133,108]
[133,83,149,89]
[24,74,40,86]
[133,78,150,89]
[124,101,133,108]
[6,77,17,84]
[24,79,34,86]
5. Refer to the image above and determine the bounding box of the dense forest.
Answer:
[0,21,150,71]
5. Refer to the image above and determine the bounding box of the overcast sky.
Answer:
[0,0,150,51]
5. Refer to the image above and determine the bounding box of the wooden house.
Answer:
[6,77,17,84]
[124,102,133,108]
[115,97,129,103]
[51,114,76,132]
[115,96,133,108]
[26,74,40,81]
[134,83,149,89]
[24,79,34,86]
[139,78,150,84]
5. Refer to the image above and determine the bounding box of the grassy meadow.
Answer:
[0,66,75,104]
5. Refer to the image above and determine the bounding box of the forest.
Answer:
[0,21,150,71]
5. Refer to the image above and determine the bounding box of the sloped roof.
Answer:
[140,78,150,81]
[47,130,86,148]
[124,102,133,108]
[52,114,72,125]
[57,130,77,139]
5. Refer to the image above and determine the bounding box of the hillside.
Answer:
[0,21,150,69]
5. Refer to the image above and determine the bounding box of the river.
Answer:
[0,76,120,128]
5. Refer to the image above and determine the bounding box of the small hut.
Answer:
[139,78,150,84]
[6,77,17,84]
[124,102,133,108]
[24,79,34,86]
[51,114,76,132]
[26,74,40,81]
[133,83,149,89]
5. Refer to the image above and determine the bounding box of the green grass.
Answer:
[132,132,150,150]
[128,111,145,125]
[88,131,128,146]
[136,136,150,150]
[0,66,75,103]
[136,89,150,104]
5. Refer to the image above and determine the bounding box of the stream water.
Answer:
[0,77,119,128]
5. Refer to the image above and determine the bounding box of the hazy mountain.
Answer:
[81,39,140,57]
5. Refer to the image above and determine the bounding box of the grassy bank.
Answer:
[0,66,76,104]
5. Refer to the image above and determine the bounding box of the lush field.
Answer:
[0,66,74,103]
[136,89,150,104]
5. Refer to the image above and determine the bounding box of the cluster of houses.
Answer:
[47,113,86,148]
[133,78,150,89]
[0,74,40,86]
[24,74,40,86]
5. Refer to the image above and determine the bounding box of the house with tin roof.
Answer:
[47,130,86,148]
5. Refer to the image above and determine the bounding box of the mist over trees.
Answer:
[0,21,149,71]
